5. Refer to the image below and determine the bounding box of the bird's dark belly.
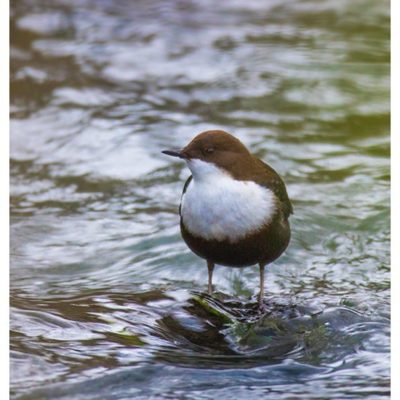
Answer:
[180,215,290,267]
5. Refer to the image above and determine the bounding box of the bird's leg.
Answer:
[258,263,266,310]
[207,261,215,295]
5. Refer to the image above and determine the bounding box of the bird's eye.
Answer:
[204,147,214,154]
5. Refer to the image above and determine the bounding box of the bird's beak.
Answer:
[162,149,187,159]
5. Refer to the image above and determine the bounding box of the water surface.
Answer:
[10,0,390,399]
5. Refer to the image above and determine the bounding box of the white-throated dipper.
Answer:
[162,130,293,308]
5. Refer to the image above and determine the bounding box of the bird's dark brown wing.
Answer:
[256,159,293,219]
[179,175,193,216]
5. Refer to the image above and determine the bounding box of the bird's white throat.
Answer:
[181,159,276,243]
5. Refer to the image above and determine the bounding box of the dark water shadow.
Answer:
[150,290,384,371]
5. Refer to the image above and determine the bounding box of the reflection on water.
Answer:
[11,0,389,399]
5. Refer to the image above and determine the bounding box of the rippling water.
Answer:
[10,0,390,399]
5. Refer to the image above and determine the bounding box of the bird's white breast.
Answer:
[180,159,276,243]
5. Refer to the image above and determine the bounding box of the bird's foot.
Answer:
[258,298,268,314]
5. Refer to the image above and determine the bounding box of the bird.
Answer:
[162,130,293,309]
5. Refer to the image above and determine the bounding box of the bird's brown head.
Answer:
[162,130,252,178]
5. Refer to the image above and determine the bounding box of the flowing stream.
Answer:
[11,0,389,399]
